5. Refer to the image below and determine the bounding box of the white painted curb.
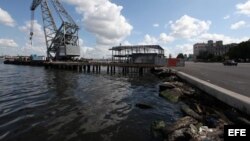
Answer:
[176,71,250,115]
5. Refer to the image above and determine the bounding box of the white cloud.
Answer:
[175,44,193,55]
[0,39,46,56]
[230,21,246,30]
[78,38,100,58]
[64,0,133,46]
[153,23,159,27]
[19,21,46,55]
[0,39,18,47]
[0,21,47,56]
[141,34,158,45]
[159,33,175,43]
[236,0,250,16]
[80,46,94,58]
[19,20,45,45]
[81,45,112,59]
[194,33,249,44]
[140,33,174,45]
[0,8,15,27]
[19,43,46,56]
[164,21,173,29]
[121,40,132,45]
[165,44,193,58]
[223,15,230,20]
[155,44,193,58]
[78,38,113,59]
[79,38,84,47]
[170,15,211,38]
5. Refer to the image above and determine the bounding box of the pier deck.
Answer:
[44,61,164,75]
[4,60,164,75]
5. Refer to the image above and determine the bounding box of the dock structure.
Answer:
[4,44,167,75]
[44,44,167,75]
[44,61,163,76]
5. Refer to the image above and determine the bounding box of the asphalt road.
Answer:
[175,62,250,97]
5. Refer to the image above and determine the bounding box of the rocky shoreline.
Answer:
[149,68,250,141]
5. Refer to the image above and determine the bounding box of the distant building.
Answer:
[110,45,166,65]
[193,43,206,61]
[193,40,238,61]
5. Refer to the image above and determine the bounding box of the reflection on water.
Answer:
[0,63,182,141]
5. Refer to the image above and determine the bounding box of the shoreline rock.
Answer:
[159,82,176,91]
[159,88,183,103]
[180,102,203,121]
[163,116,198,134]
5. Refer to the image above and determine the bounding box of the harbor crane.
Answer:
[30,0,80,61]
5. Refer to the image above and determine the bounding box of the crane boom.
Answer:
[40,0,58,59]
[51,0,77,26]
[30,0,43,10]
[30,0,80,61]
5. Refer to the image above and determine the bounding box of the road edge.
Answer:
[174,70,250,115]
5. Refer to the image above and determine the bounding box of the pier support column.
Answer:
[83,65,86,72]
[95,66,98,73]
[139,67,143,76]
[81,65,83,72]
[87,65,90,73]
[107,65,110,74]
[79,65,83,72]
[77,65,80,72]
[122,67,125,75]
[110,66,113,74]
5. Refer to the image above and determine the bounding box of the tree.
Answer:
[196,51,215,62]
[227,41,250,61]
[177,53,184,59]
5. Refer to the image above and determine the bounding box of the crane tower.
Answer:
[30,0,80,61]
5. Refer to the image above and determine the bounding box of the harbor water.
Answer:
[0,61,182,141]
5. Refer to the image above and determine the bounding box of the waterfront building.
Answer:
[193,40,237,61]
[110,45,166,65]
[193,43,206,61]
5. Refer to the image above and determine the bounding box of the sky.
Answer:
[1,0,250,58]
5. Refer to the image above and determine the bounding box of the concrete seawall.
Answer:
[176,71,250,115]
